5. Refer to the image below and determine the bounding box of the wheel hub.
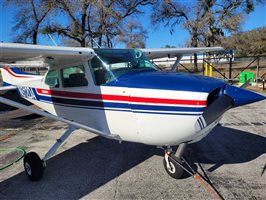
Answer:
[168,162,176,174]
[25,162,32,175]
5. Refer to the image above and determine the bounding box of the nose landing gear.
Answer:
[162,143,224,200]
[163,143,187,179]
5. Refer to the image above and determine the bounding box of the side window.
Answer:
[45,70,59,88]
[89,57,112,85]
[61,65,88,87]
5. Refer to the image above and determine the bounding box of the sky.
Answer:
[0,1,265,48]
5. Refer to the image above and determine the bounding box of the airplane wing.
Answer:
[141,47,224,59]
[0,43,95,66]
[0,43,223,64]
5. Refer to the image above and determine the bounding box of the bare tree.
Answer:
[116,19,148,48]
[4,0,53,44]
[44,0,152,47]
[151,0,262,71]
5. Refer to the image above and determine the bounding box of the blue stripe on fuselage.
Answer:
[34,90,204,114]
[3,81,12,86]
[9,68,40,76]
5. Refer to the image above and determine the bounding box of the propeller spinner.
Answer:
[199,85,265,128]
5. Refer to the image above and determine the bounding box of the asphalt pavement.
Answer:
[0,100,265,200]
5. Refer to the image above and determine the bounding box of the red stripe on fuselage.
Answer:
[4,68,35,78]
[36,88,206,106]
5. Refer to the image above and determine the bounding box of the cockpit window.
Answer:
[61,65,88,87]
[45,69,59,88]
[89,49,157,85]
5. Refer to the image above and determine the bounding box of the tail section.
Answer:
[0,68,40,86]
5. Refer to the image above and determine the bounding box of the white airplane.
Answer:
[0,43,265,182]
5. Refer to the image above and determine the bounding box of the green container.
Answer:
[239,72,255,84]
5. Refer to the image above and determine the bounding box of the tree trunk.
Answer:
[193,53,198,72]
[97,26,103,48]
[81,10,87,47]
[81,39,86,47]
[90,38,94,48]
[98,35,102,48]
[191,29,198,72]
[106,34,112,48]
[33,28,38,44]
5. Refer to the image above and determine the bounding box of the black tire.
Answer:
[163,156,184,179]
[23,152,44,181]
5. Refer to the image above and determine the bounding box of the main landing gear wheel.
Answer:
[163,155,184,179]
[22,126,76,181]
[23,152,45,181]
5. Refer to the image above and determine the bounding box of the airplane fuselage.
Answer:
[1,43,265,182]
[2,48,264,147]
[2,67,225,146]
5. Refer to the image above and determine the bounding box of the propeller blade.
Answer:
[240,78,252,88]
[198,95,233,128]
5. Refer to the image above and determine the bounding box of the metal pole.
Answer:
[256,57,260,83]
[203,59,205,76]
[202,53,205,74]
[229,50,233,82]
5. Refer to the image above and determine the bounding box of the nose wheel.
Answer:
[23,152,45,181]
[163,143,187,179]
[163,155,184,179]
[162,144,225,200]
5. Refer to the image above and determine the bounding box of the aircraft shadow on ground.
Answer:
[188,125,266,172]
[12,113,43,121]
[0,137,160,200]
[0,126,265,199]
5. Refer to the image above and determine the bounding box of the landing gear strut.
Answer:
[163,143,187,179]
[23,126,76,181]
[162,144,224,199]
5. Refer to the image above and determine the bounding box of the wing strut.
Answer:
[0,96,122,181]
[171,56,182,72]
[0,96,120,140]
[43,125,77,162]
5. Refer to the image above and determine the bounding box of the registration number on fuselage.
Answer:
[18,86,36,100]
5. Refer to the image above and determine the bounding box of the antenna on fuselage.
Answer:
[90,38,101,48]
[48,34,58,46]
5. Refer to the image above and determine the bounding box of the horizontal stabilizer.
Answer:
[0,86,16,91]
[0,86,17,94]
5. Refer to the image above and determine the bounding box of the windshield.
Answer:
[89,49,158,85]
